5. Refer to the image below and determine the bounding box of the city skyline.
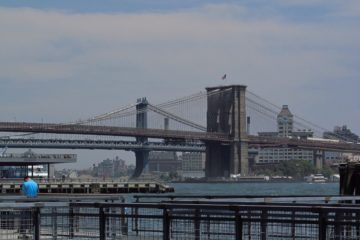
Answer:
[0,0,359,168]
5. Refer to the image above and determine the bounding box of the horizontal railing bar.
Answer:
[69,202,360,213]
[133,194,360,200]
[0,202,69,208]
[2,200,360,215]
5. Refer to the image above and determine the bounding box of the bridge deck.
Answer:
[0,122,229,142]
[0,122,360,153]
[249,135,360,153]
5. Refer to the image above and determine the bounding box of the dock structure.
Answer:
[0,194,124,203]
[0,149,76,177]
[0,150,174,194]
[0,181,174,194]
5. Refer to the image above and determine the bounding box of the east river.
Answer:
[167,182,339,196]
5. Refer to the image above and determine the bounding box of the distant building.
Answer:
[68,170,79,179]
[324,152,345,166]
[343,153,360,162]
[324,125,359,143]
[323,125,359,165]
[255,105,314,165]
[180,152,205,178]
[277,105,294,137]
[147,152,180,173]
[93,156,128,178]
[258,105,313,139]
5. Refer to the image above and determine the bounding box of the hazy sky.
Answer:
[0,0,359,169]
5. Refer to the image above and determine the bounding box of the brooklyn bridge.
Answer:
[0,85,359,178]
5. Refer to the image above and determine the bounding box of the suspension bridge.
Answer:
[0,85,359,178]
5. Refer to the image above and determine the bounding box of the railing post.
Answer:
[163,208,170,240]
[120,204,129,236]
[334,212,341,240]
[357,211,360,240]
[134,197,139,236]
[291,210,296,240]
[69,206,75,239]
[261,210,267,240]
[33,207,40,240]
[74,200,80,234]
[194,209,201,240]
[206,213,211,239]
[247,210,252,239]
[318,209,327,240]
[51,207,58,240]
[104,200,111,238]
[134,206,139,235]
[99,207,106,240]
[235,209,243,240]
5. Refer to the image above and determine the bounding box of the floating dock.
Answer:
[0,181,174,194]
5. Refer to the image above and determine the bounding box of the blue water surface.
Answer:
[168,182,339,196]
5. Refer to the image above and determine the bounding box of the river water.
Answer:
[167,182,339,196]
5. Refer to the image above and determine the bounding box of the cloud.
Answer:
[331,1,360,18]
[0,4,359,167]
[274,0,331,7]
[0,5,358,115]
[0,4,358,110]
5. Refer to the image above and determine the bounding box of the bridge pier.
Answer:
[132,98,149,179]
[133,151,149,178]
[205,143,230,177]
[205,85,248,178]
[313,150,324,169]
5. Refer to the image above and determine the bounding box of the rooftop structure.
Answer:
[0,149,76,178]
[0,149,76,166]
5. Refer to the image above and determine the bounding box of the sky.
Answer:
[0,0,359,169]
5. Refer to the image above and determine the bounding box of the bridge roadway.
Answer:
[0,122,360,153]
[0,138,205,152]
[248,136,360,153]
[0,122,228,142]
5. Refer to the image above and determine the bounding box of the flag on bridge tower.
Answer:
[221,74,227,80]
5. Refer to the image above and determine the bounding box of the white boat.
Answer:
[304,174,327,183]
[28,165,48,177]
[329,174,340,182]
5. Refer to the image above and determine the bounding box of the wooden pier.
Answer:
[0,181,174,194]
[339,162,360,195]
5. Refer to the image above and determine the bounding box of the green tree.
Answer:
[320,165,335,178]
[168,171,179,180]
[277,160,316,180]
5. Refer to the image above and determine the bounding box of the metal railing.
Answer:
[1,199,360,239]
[133,194,360,204]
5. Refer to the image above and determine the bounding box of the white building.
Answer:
[256,105,314,164]
[277,105,293,137]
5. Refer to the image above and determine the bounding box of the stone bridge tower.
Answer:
[205,85,248,178]
[132,97,149,178]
